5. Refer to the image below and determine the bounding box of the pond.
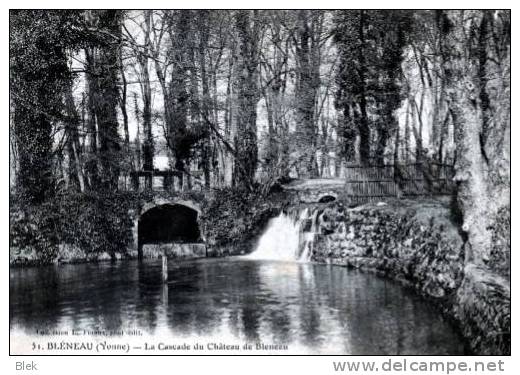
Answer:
[10,257,466,355]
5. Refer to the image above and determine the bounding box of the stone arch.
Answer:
[318,193,337,203]
[135,199,203,258]
[140,198,201,217]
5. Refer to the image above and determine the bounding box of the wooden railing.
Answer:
[344,163,455,204]
[118,170,183,192]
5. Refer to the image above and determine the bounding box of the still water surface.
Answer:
[10,258,466,354]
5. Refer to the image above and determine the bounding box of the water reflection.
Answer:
[10,258,466,354]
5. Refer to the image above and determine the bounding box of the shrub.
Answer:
[10,200,60,263]
[55,191,136,256]
[10,191,138,263]
[201,186,287,246]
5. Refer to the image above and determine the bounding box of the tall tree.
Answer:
[125,10,155,188]
[198,10,212,188]
[10,10,79,204]
[259,11,291,180]
[84,36,100,189]
[167,11,193,189]
[83,10,123,191]
[372,11,410,164]
[95,10,123,190]
[232,10,262,189]
[443,10,510,267]
[64,83,85,192]
[334,10,409,166]
[293,10,323,177]
[334,10,371,165]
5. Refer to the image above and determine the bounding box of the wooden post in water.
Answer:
[161,250,168,283]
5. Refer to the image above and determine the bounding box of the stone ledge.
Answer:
[141,243,207,259]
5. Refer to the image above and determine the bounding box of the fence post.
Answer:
[161,250,168,283]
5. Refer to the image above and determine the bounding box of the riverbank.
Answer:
[9,190,207,267]
[9,244,131,266]
[9,189,510,355]
[309,199,510,355]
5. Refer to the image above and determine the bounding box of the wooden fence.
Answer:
[344,163,455,204]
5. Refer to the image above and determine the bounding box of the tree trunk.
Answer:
[14,102,54,204]
[232,10,260,189]
[119,48,130,150]
[403,101,411,163]
[198,11,211,188]
[294,10,320,177]
[64,84,85,192]
[140,11,154,189]
[84,47,100,190]
[445,10,509,267]
[95,10,122,191]
[357,11,371,166]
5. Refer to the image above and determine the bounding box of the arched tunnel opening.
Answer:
[318,195,336,203]
[138,204,202,254]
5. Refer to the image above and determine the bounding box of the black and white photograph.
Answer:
[9,8,510,357]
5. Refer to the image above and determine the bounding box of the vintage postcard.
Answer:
[9,9,510,357]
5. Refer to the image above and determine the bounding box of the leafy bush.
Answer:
[202,186,288,246]
[55,191,136,256]
[10,191,138,263]
[10,200,60,263]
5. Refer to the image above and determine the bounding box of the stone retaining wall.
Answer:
[141,243,207,259]
[310,200,510,355]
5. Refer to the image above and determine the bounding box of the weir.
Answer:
[246,205,327,262]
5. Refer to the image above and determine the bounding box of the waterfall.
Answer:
[246,207,321,262]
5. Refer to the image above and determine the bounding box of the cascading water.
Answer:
[246,206,324,262]
[245,211,302,261]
